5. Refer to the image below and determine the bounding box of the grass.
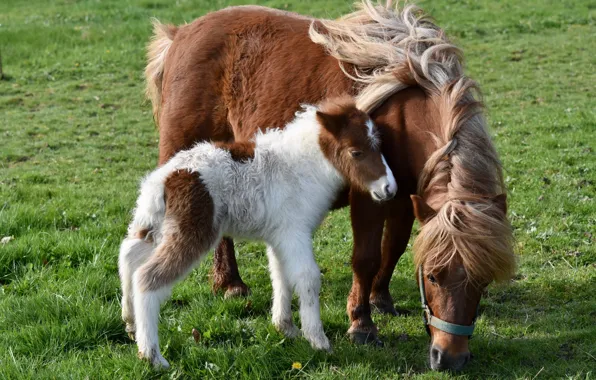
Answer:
[0,0,594,378]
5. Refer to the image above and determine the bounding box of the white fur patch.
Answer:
[122,105,350,361]
[368,155,397,201]
[366,119,380,150]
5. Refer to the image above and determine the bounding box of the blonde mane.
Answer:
[309,0,463,112]
[310,1,515,283]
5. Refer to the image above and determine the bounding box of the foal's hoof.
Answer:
[274,320,301,338]
[224,283,251,299]
[307,334,332,353]
[348,329,384,347]
[138,349,170,370]
[125,323,136,340]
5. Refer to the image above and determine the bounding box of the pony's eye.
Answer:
[350,150,363,158]
[427,274,437,284]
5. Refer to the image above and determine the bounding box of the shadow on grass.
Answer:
[96,266,595,377]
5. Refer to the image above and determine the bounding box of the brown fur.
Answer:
[211,237,249,297]
[146,3,513,366]
[136,170,217,292]
[214,141,256,162]
[316,97,386,193]
[134,228,153,242]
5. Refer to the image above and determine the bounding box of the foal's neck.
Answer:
[254,107,344,186]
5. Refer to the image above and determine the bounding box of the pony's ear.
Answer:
[316,111,343,136]
[492,193,507,214]
[410,195,437,224]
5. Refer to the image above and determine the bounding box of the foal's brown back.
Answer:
[158,6,353,162]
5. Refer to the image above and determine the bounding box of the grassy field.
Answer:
[1,0,594,378]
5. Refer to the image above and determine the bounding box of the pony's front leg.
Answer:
[370,196,415,316]
[274,236,330,351]
[346,190,384,345]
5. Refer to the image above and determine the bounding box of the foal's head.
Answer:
[316,96,397,201]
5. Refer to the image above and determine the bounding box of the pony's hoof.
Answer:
[371,301,399,316]
[370,298,411,316]
[224,283,250,299]
[348,330,383,347]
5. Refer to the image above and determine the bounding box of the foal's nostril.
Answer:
[384,184,396,198]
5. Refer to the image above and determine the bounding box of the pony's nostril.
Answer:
[431,346,442,363]
[384,184,390,195]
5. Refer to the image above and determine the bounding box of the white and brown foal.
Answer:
[118,96,397,368]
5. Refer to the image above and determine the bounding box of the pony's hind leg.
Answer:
[266,245,300,338]
[274,237,330,351]
[212,237,250,298]
[119,232,154,337]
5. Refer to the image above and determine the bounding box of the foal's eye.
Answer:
[350,150,363,158]
[427,274,437,284]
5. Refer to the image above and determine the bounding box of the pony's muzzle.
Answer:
[430,345,470,371]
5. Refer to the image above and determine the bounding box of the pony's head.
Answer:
[410,80,516,371]
[412,193,513,371]
[316,96,397,201]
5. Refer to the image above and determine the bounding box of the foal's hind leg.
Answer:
[119,233,154,337]
[133,170,218,368]
[133,226,218,369]
[266,245,300,338]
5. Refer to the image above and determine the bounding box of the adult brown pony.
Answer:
[145,1,515,371]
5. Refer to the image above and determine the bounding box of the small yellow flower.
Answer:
[291,362,302,370]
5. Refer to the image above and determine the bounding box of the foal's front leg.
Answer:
[274,236,330,351]
[266,246,300,338]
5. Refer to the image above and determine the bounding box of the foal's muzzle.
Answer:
[370,175,397,202]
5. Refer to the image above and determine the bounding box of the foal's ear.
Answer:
[410,195,437,224]
[492,193,507,214]
[316,111,343,136]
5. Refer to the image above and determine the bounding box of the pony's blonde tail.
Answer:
[145,19,177,127]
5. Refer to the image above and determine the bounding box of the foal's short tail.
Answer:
[145,19,177,127]
[129,165,173,240]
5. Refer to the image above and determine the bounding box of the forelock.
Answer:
[365,118,380,150]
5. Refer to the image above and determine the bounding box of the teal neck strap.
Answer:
[418,265,478,337]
